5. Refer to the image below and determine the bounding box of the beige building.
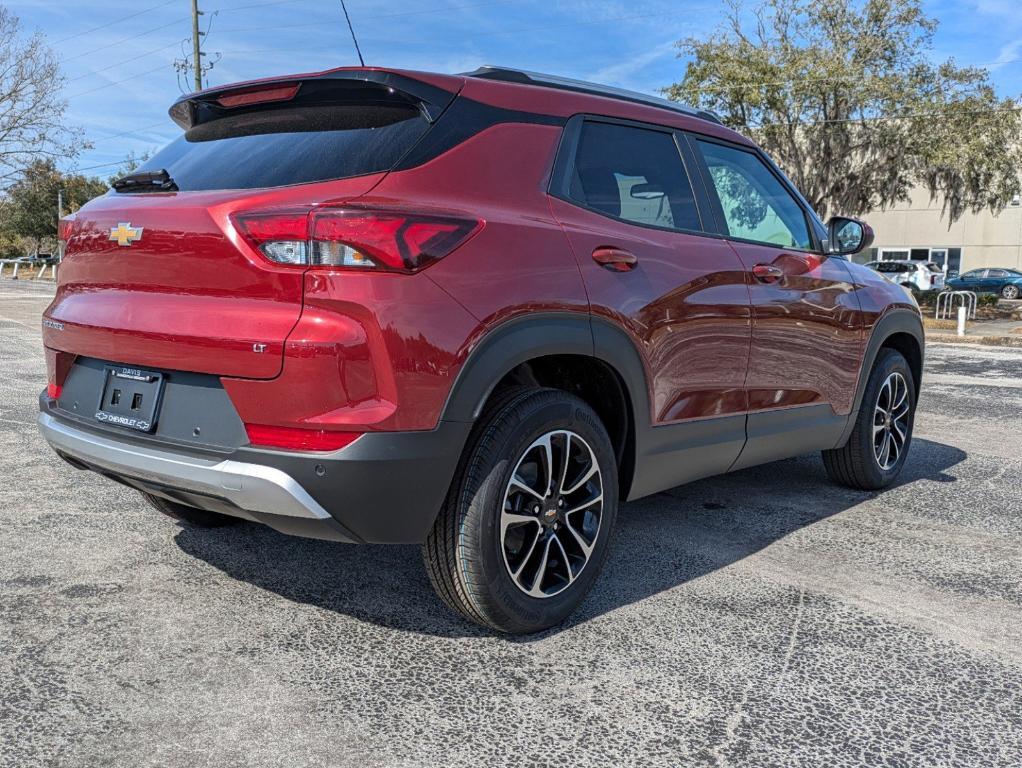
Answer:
[854,187,1022,274]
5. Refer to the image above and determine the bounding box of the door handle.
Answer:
[752,264,784,283]
[592,247,638,272]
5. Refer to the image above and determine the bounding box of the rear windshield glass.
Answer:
[925,263,943,273]
[134,97,429,191]
[875,263,911,273]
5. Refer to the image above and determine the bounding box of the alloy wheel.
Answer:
[500,430,604,598]
[873,372,910,471]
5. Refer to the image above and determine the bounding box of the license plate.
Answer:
[95,366,165,433]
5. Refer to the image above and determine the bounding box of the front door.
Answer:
[689,136,862,468]
[549,117,753,493]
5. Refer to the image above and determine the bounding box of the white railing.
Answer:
[0,259,57,281]
[936,290,977,321]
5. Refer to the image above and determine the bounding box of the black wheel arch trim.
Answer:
[439,311,652,428]
[836,308,924,448]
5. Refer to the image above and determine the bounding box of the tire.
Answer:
[423,387,618,634]
[141,491,241,528]
[1002,284,1020,300]
[822,348,916,490]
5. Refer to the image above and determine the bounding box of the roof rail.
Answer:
[462,65,722,125]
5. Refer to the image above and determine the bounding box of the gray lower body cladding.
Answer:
[38,358,470,544]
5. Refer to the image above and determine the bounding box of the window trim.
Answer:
[683,131,824,254]
[547,113,714,238]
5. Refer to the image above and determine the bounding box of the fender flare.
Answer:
[439,312,652,431]
[836,308,924,447]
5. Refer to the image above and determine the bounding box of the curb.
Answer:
[927,333,1022,349]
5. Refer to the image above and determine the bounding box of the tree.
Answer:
[665,0,1022,223]
[0,7,83,188]
[0,159,106,254]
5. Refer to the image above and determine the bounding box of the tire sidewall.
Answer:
[856,350,916,486]
[462,393,618,633]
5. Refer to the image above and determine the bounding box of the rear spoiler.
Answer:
[168,69,461,130]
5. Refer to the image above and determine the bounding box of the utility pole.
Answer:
[190,0,203,91]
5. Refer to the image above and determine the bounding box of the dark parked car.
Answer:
[38,66,923,633]
[947,268,1022,299]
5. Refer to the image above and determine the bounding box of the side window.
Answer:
[988,269,1007,278]
[695,140,812,250]
[568,121,701,231]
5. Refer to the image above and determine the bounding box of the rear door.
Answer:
[983,269,1009,292]
[46,75,451,379]
[548,117,752,486]
[688,135,862,466]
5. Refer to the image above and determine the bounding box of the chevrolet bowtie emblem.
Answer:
[109,222,143,246]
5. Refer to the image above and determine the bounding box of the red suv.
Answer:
[39,66,923,633]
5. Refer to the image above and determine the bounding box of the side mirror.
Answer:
[826,216,874,256]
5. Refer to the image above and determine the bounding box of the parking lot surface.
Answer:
[2,280,1020,768]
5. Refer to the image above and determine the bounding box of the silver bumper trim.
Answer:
[38,412,331,520]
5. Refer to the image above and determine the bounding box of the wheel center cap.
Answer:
[542,507,558,524]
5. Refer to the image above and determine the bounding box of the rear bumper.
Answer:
[38,406,471,544]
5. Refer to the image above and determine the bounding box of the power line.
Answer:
[71,159,139,173]
[52,0,179,44]
[66,41,183,83]
[61,16,189,63]
[213,0,576,34]
[90,122,172,144]
[218,8,684,39]
[66,63,175,100]
[695,55,1022,92]
[56,0,522,90]
[212,0,308,12]
[749,105,1022,129]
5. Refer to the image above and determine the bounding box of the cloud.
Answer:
[987,38,1022,70]
[587,39,678,86]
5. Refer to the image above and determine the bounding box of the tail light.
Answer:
[232,207,481,273]
[244,423,362,452]
[57,216,75,260]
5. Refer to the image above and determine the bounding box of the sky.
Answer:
[8,0,1022,178]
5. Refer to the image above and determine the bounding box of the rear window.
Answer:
[135,88,430,191]
[925,263,943,273]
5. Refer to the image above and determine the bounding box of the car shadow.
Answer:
[173,438,965,639]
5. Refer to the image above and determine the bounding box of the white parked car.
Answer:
[865,260,945,292]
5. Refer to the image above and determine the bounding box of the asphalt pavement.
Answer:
[2,280,1020,768]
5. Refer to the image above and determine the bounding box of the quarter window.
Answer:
[568,121,701,231]
[696,140,812,250]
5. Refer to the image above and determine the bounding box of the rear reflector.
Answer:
[232,207,481,273]
[245,423,362,452]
